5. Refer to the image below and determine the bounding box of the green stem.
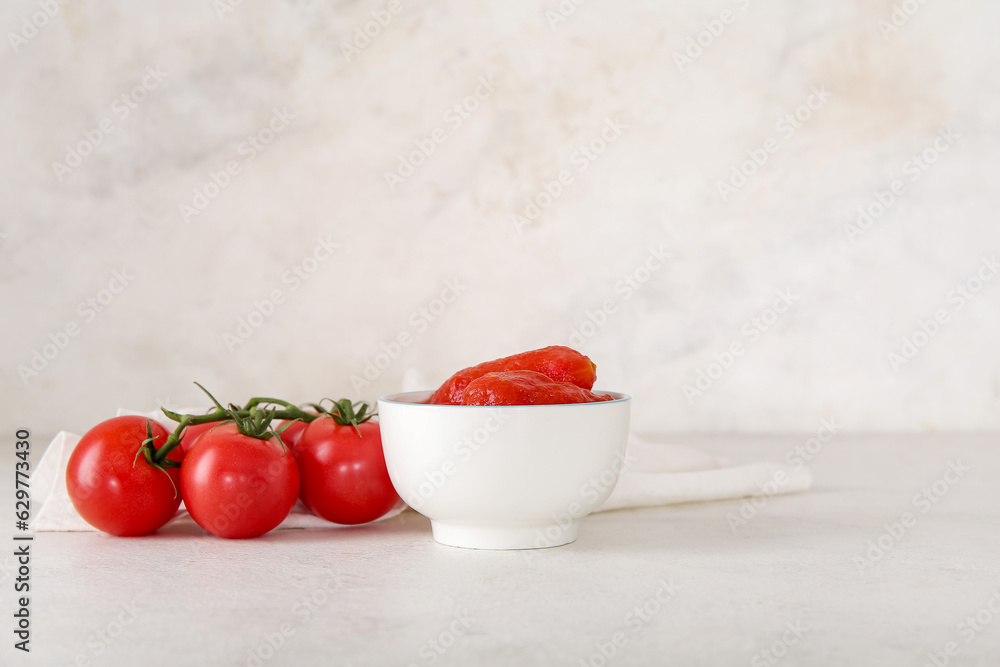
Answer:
[245,397,298,410]
[152,404,320,464]
[146,386,375,465]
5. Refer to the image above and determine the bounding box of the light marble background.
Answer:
[1,0,999,442]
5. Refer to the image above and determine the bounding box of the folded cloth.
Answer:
[30,407,811,532]
[598,436,812,512]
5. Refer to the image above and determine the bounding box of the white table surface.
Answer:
[3,434,998,667]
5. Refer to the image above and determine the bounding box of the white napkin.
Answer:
[598,436,812,512]
[31,406,811,532]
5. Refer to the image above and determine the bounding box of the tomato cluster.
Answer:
[66,392,400,539]
[65,346,611,538]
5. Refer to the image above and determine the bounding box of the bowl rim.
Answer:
[378,390,632,407]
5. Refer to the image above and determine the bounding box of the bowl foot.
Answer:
[430,520,579,550]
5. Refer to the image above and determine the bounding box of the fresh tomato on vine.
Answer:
[177,421,220,456]
[181,419,300,539]
[295,400,400,525]
[155,386,305,539]
[275,417,312,450]
[66,416,183,536]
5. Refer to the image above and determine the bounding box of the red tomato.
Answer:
[295,418,399,525]
[66,416,182,536]
[276,418,311,450]
[177,421,219,456]
[180,423,299,539]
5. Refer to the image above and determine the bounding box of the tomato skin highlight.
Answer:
[461,370,614,406]
[294,418,400,525]
[429,345,598,404]
[180,423,300,539]
[66,416,182,536]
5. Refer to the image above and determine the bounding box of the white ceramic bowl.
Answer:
[377,391,631,550]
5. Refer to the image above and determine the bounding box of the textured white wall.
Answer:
[2,0,998,440]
